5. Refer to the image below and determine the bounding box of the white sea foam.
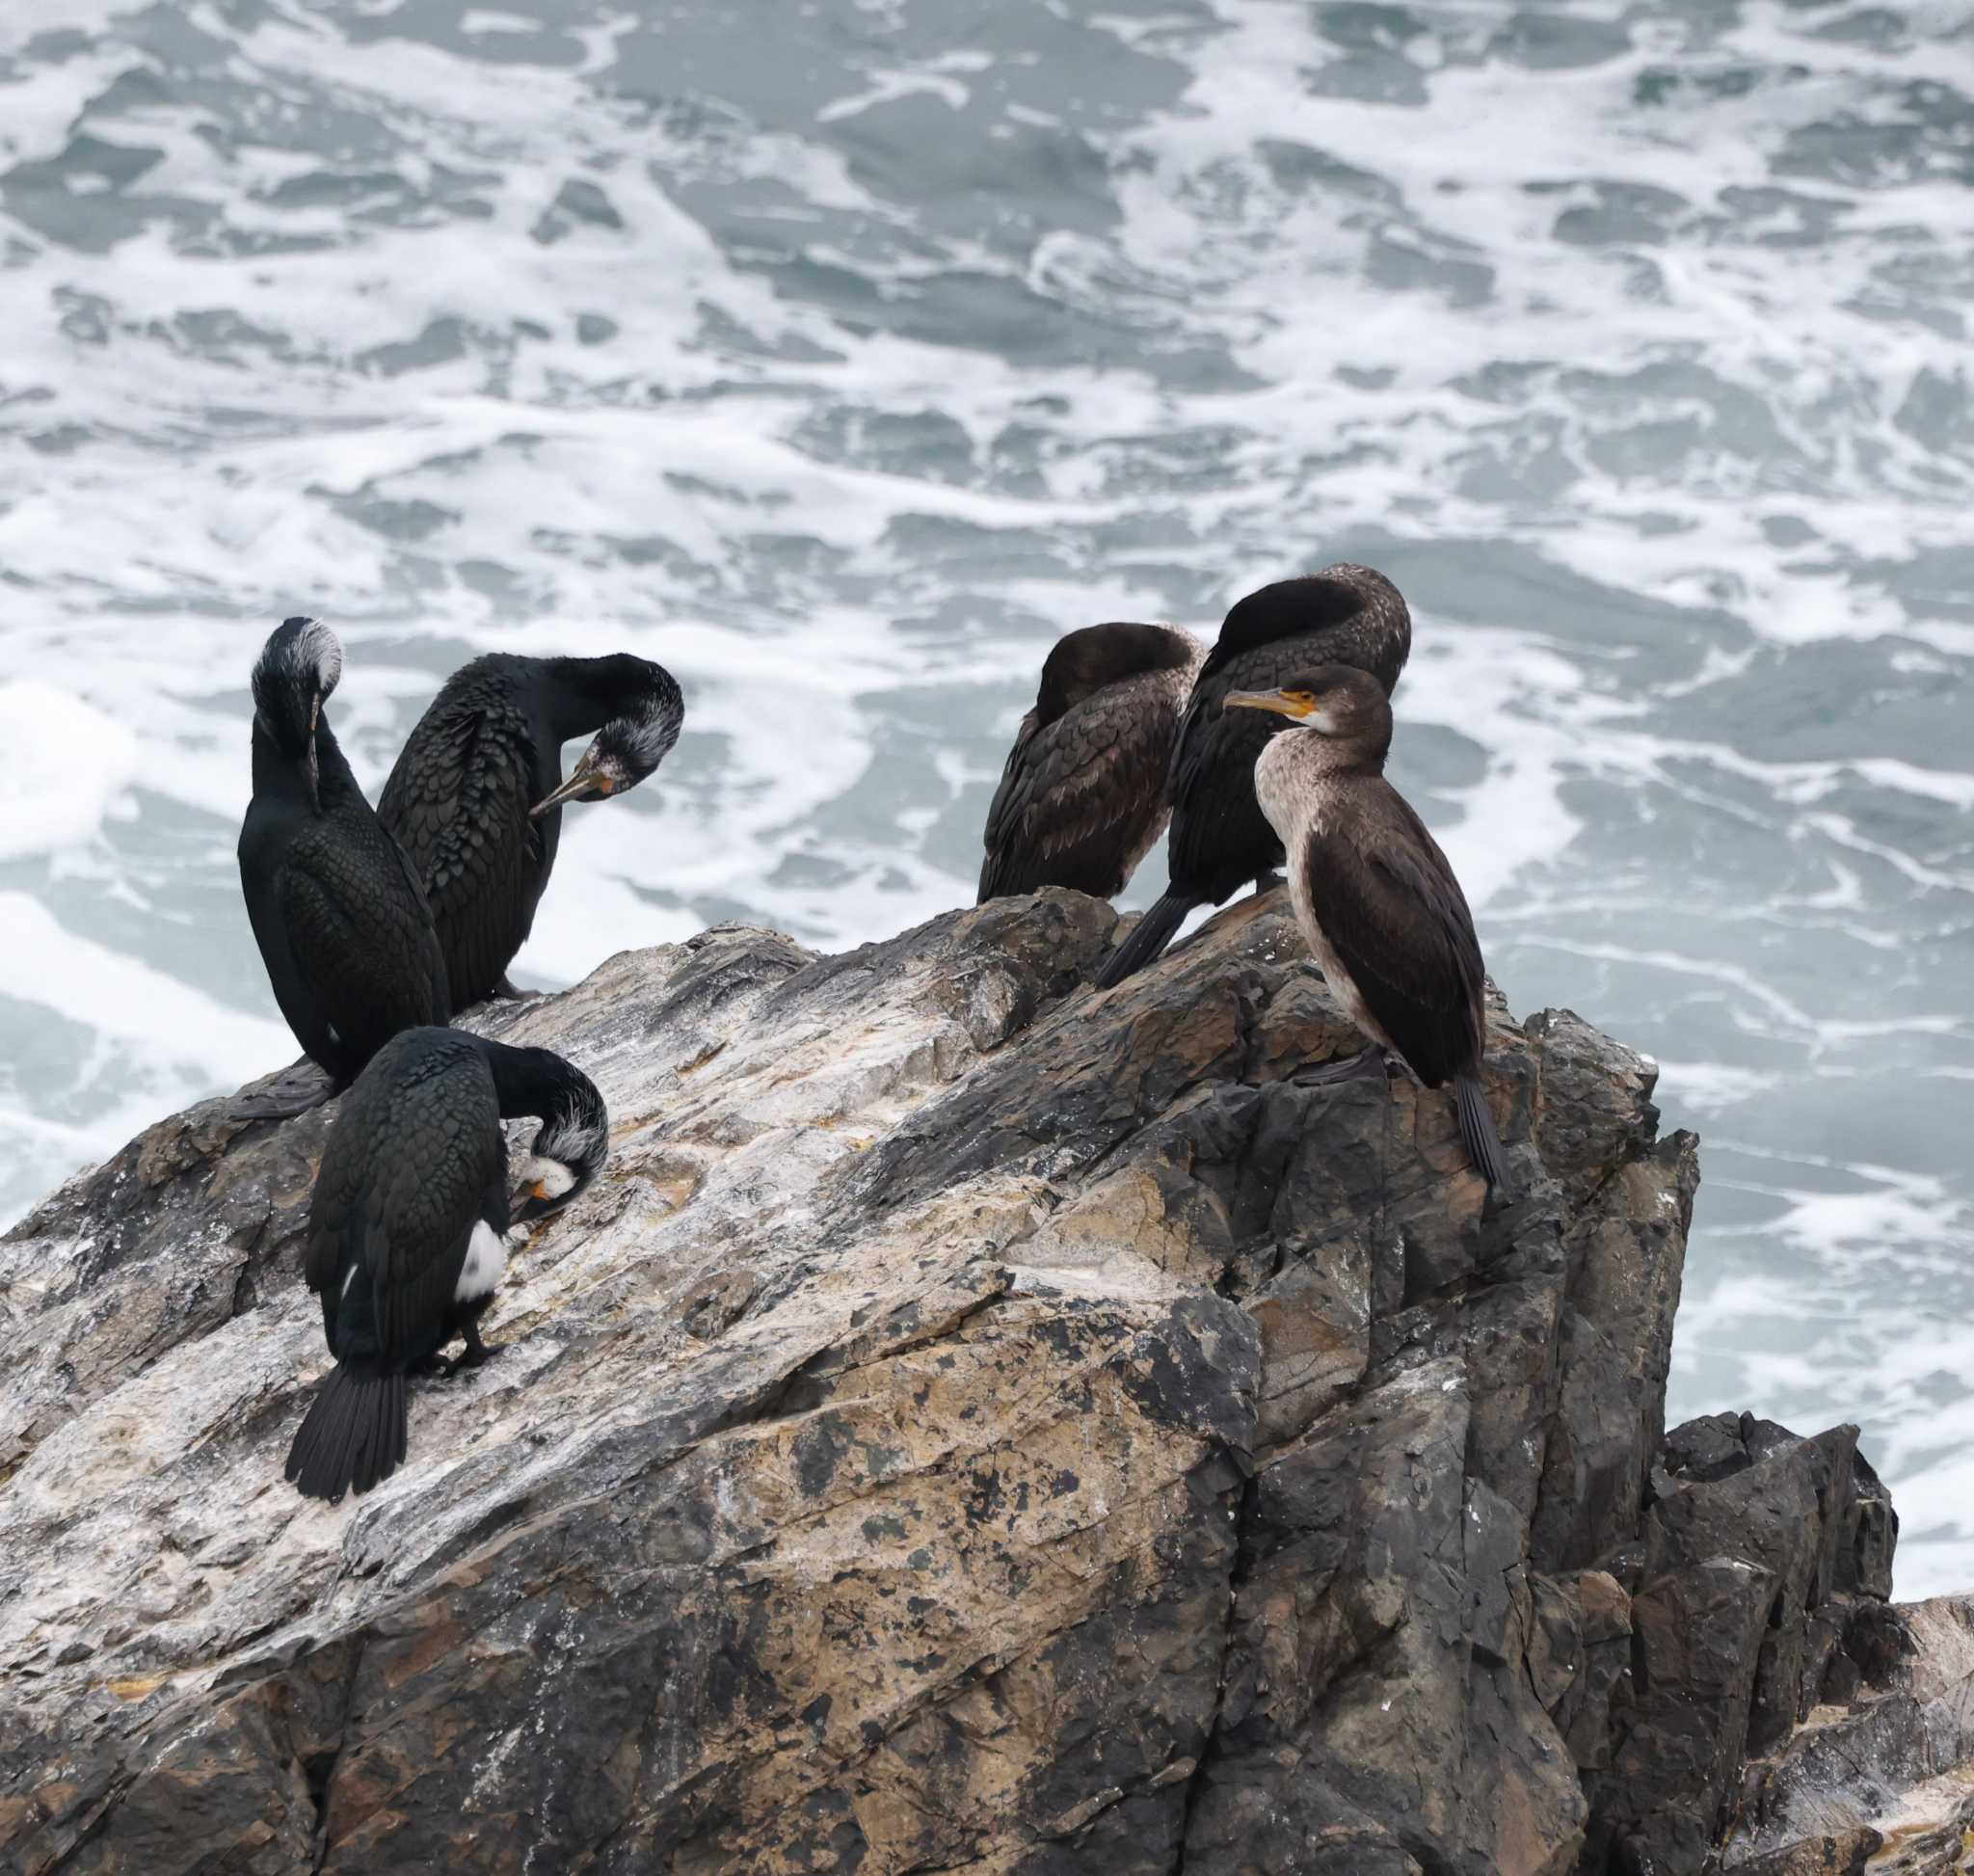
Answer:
[0,683,141,862]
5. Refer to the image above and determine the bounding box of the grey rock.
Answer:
[0,889,1962,1875]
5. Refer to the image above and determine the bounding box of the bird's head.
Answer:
[531,659,684,817]
[251,616,343,808]
[511,1051,610,1222]
[1222,663,1392,751]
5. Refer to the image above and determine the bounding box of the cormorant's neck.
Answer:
[311,718,365,805]
[479,1035,591,1122]
[250,718,305,802]
[250,713,363,814]
[539,657,625,742]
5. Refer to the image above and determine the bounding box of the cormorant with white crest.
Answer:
[237,617,449,1110]
[1224,663,1513,1195]
[978,622,1204,903]
[379,654,684,1008]
[1093,566,1411,987]
[285,1026,608,1504]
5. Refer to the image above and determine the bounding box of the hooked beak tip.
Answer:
[530,761,611,817]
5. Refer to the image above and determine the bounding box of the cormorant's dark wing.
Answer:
[979,685,1176,900]
[1303,789,1486,1087]
[353,1041,505,1362]
[380,683,542,1007]
[276,815,447,1057]
[1165,640,1323,901]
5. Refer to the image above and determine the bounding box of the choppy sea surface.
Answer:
[2,0,1970,1590]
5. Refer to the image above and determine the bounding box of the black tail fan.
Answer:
[284,1364,409,1505]
[1454,1074,1515,1197]
[1093,893,1195,990]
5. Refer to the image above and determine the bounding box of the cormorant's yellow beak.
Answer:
[524,1180,550,1202]
[530,752,611,817]
[1223,687,1316,720]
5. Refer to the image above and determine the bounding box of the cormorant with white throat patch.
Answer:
[284,1025,608,1504]
[379,654,683,1009]
[237,617,449,1111]
[978,622,1204,903]
[1093,566,1410,987]
[1225,663,1513,1195]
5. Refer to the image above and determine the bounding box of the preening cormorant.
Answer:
[237,618,450,1106]
[978,622,1204,903]
[285,1026,609,1504]
[378,654,684,1009]
[1226,664,1512,1195]
[1092,566,1411,988]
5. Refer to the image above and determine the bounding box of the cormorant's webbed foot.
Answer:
[491,977,543,1002]
[1253,870,1284,894]
[450,1319,501,1371]
[1292,1045,1391,1088]
[228,1059,336,1121]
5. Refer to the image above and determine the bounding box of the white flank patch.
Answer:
[455,1219,508,1300]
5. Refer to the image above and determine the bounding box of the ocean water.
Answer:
[2,0,1970,1593]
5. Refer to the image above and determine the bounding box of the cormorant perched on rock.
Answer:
[237,618,449,1109]
[378,654,683,1009]
[1092,566,1411,988]
[285,1026,608,1504]
[1226,664,1512,1194]
[978,622,1204,903]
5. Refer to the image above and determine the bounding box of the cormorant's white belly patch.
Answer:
[456,1220,508,1300]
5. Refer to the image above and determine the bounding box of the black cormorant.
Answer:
[1226,664,1512,1194]
[284,1025,609,1504]
[378,654,683,1009]
[237,617,450,1107]
[978,622,1204,903]
[1092,566,1410,987]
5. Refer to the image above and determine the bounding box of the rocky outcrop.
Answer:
[0,889,1965,1874]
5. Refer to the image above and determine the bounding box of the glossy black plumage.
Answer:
[237,618,449,1092]
[378,653,682,1009]
[285,1026,609,1504]
[978,622,1201,903]
[1093,566,1411,988]
[1241,664,1512,1194]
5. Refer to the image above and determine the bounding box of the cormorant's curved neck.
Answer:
[311,718,364,804]
[1295,725,1391,776]
[477,1034,595,1122]
[251,712,362,813]
[539,657,640,741]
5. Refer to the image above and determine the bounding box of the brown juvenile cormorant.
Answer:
[378,654,683,1008]
[1225,664,1512,1194]
[236,618,449,1108]
[285,1025,609,1504]
[978,622,1204,903]
[1092,565,1411,987]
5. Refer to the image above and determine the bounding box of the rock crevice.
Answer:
[0,890,1964,1874]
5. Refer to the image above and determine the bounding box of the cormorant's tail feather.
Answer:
[1455,1074,1514,1197]
[1094,893,1194,990]
[285,1365,409,1505]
